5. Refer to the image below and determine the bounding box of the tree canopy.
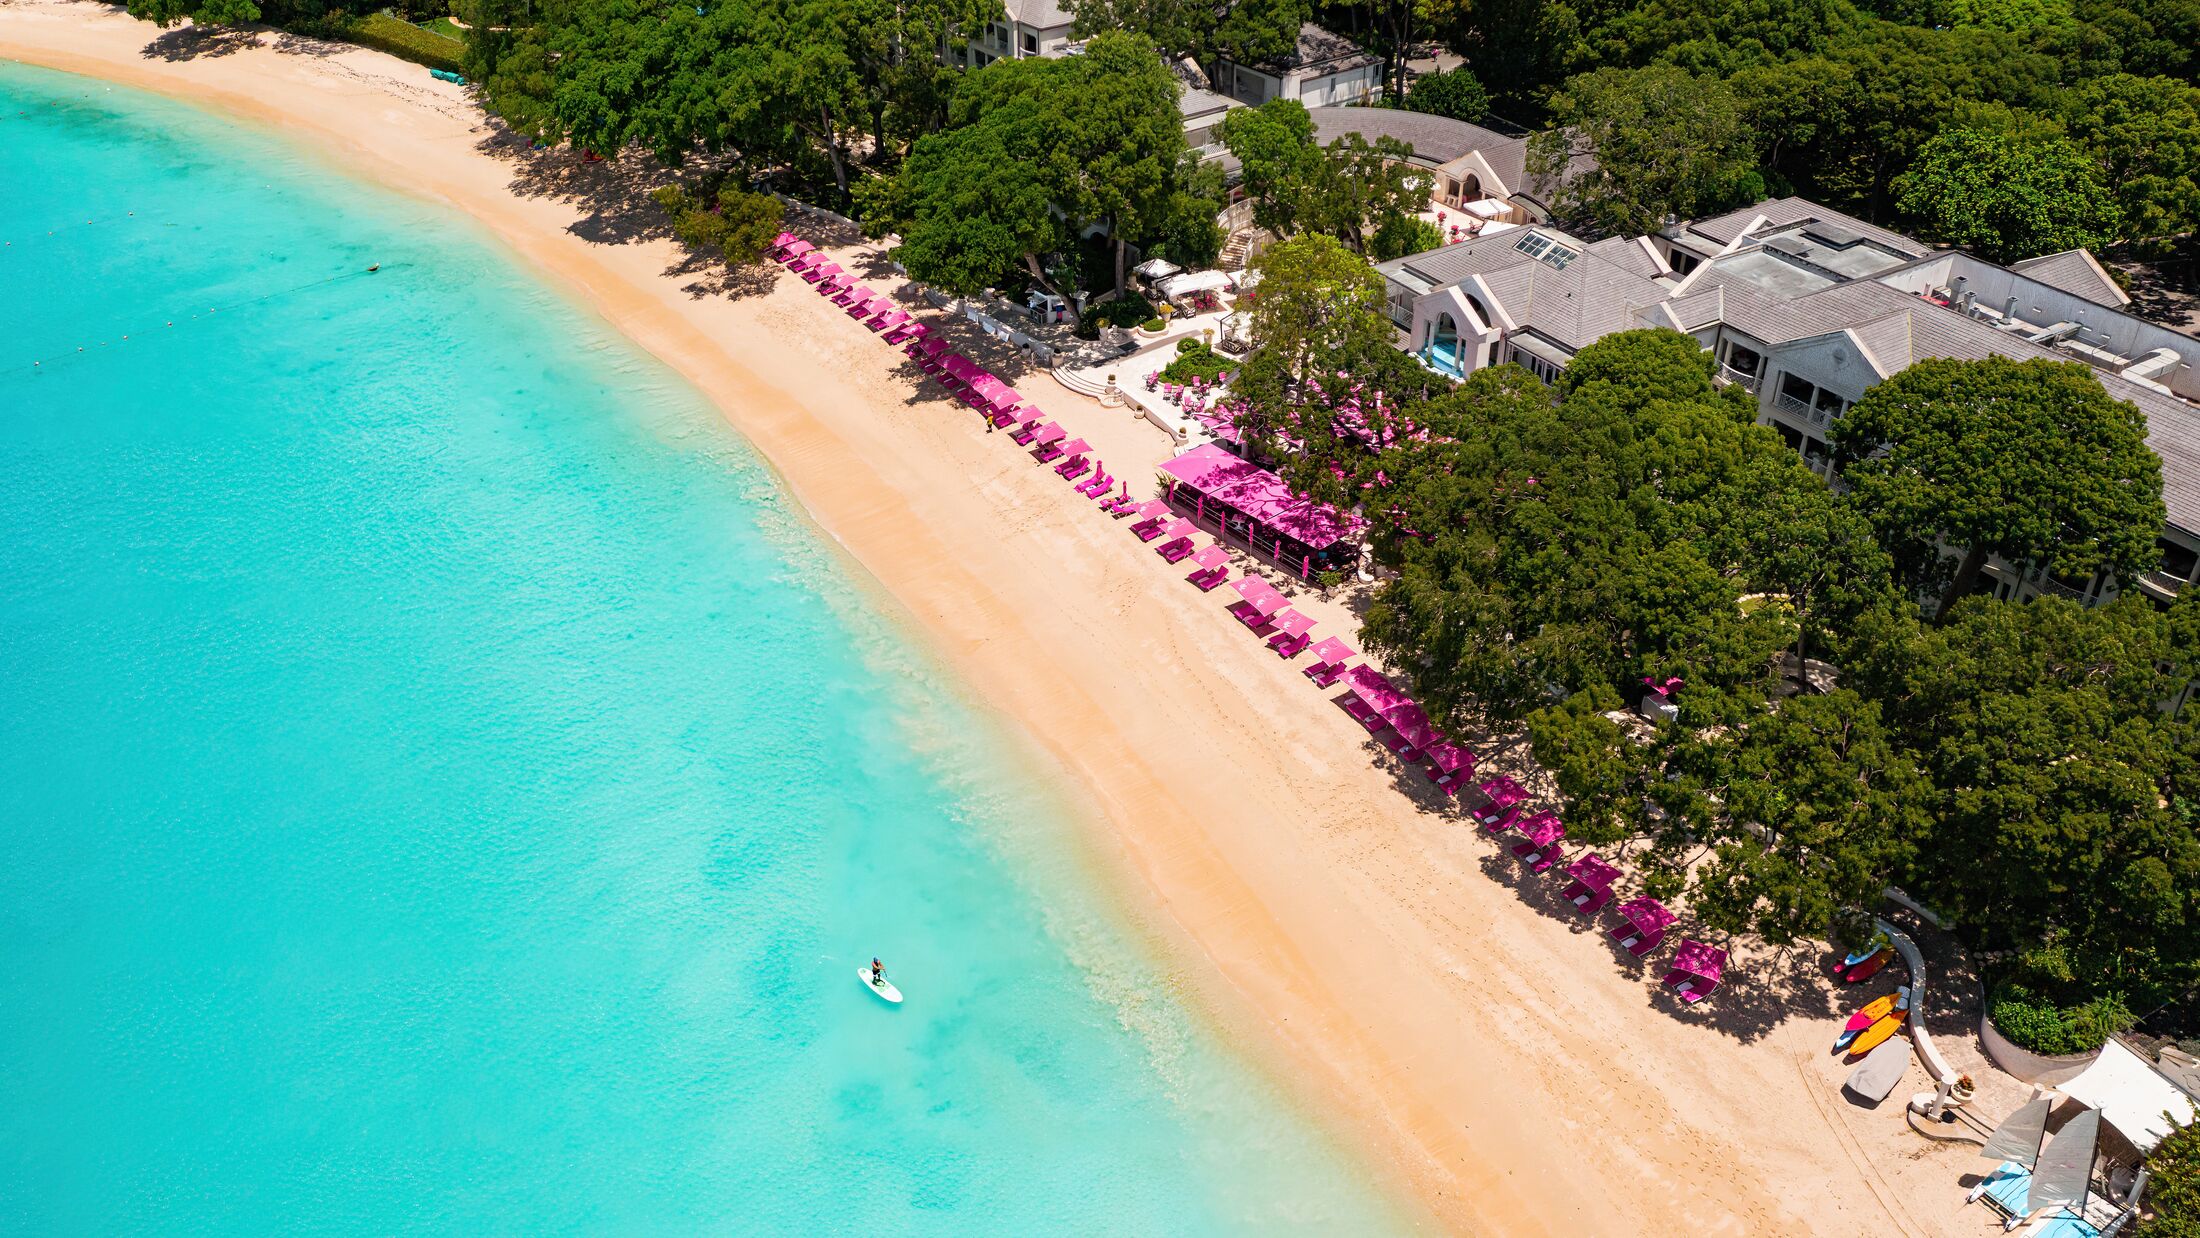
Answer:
[1401,67,1489,121]
[1894,127,2123,261]
[1215,100,1430,255]
[1527,66,1763,235]
[1831,356,2165,618]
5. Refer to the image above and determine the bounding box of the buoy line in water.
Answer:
[0,207,176,249]
[6,263,388,380]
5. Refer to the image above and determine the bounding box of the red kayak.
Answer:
[1842,947,1893,983]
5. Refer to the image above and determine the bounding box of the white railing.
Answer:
[2144,569,2190,596]
[1772,392,1830,428]
[1717,364,1759,392]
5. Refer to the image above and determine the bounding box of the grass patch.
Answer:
[341,11,465,74]
[418,16,464,40]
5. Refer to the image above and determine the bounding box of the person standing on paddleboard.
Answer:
[870,958,885,985]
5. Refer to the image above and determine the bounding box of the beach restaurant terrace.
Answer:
[1157,443,1364,580]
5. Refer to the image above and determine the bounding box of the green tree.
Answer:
[2140,1119,2200,1238]
[1894,126,2123,261]
[1402,66,1489,120]
[1068,0,1309,63]
[126,0,263,26]
[1830,356,2165,620]
[1528,65,1761,235]
[1369,214,1445,259]
[2062,74,2200,247]
[651,183,787,266]
[1217,101,1429,253]
[1235,234,1391,394]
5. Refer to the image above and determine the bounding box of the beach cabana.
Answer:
[1661,940,1727,1002]
[1154,519,1198,561]
[1611,897,1676,958]
[1341,664,1404,733]
[1421,742,1474,792]
[1470,776,1527,827]
[1010,417,1056,446]
[1266,609,1317,658]
[1185,545,1231,591]
[1302,636,1354,688]
[1158,443,1366,581]
[1560,853,1621,915]
[1510,811,1565,872]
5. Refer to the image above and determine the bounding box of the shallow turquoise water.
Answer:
[0,63,1419,1235]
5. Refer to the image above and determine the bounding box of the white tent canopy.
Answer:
[1154,270,1235,301]
[2063,1040,2199,1153]
[1132,257,1182,279]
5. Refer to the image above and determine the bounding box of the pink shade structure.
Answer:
[1010,418,1055,446]
[1422,742,1474,793]
[1561,853,1622,915]
[884,320,929,345]
[1479,802,1526,835]
[1157,442,1367,581]
[1470,775,1528,827]
[1143,515,1194,545]
[1384,701,1442,750]
[1227,578,1290,631]
[1509,811,1565,873]
[1027,423,1067,449]
[1662,940,1727,1003]
[1075,465,1114,497]
[1121,498,1170,524]
[1186,545,1231,590]
[1051,437,1091,462]
[869,309,912,334]
[911,336,950,360]
[850,294,894,319]
[832,283,871,306]
[1266,609,1317,658]
[804,262,843,284]
[1340,664,1402,733]
[1611,897,1676,958]
[1303,637,1354,688]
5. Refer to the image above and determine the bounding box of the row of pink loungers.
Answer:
[770,231,1127,500]
[770,231,1727,1004]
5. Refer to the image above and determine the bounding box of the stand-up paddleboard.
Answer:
[1843,947,1895,983]
[1844,1037,1912,1102]
[1846,1007,1906,1057]
[1834,987,1910,1052]
[858,968,903,1004]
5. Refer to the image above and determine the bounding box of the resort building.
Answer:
[1373,197,2200,608]
[1209,25,1382,109]
[949,0,1075,65]
[1303,107,1580,226]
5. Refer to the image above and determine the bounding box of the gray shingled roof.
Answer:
[1678,198,1926,258]
[1003,0,1072,28]
[2010,249,2132,308]
[1254,23,1381,72]
[1386,229,1670,350]
[1305,107,1522,168]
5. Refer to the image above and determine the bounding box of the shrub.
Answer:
[1160,340,1231,384]
[1141,318,1165,332]
[651,183,784,266]
[340,12,465,73]
[2140,1120,2200,1238]
[1086,295,1157,329]
[1370,215,1446,260]
[1987,983,2134,1056]
[1403,68,1490,123]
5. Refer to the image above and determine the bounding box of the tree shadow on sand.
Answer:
[140,25,258,61]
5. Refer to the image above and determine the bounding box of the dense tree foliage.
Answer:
[2142,1119,2200,1238]
[1527,66,1763,234]
[1894,127,2122,261]
[651,182,787,267]
[1215,100,1428,255]
[1831,356,2165,619]
[1400,66,1489,122]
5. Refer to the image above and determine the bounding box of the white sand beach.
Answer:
[0,7,2024,1232]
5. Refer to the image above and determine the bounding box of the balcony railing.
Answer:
[1772,392,1832,428]
[1717,364,1760,392]
[2142,569,2189,597]
[2033,574,2089,602]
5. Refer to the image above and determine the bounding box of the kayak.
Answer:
[1834,987,1910,1052]
[1843,947,1895,983]
[858,967,903,1005]
[1838,935,1889,970]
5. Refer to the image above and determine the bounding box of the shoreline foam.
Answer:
[1,9,2000,1234]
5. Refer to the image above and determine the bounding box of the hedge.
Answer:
[341,12,465,74]
[1987,984,2134,1056]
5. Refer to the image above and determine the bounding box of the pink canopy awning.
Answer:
[1189,545,1230,570]
[1566,852,1621,892]
[1268,609,1317,639]
[1229,577,1289,616]
[1670,939,1726,981]
[915,337,949,357]
[1423,741,1473,774]
[987,386,1025,410]
[1306,636,1354,666]
[810,263,843,280]
[1159,442,1266,493]
[1616,897,1675,937]
[1157,444,1363,548]
[1516,811,1564,849]
[1345,665,1410,713]
[780,239,814,258]
[842,284,874,302]
[1385,702,1442,751]
[1129,499,1170,520]
[1476,775,1527,809]
[1056,439,1092,458]
[1030,424,1066,446]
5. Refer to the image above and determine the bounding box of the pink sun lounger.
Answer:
[1050,438,1091,471]
[1384,702,1442,763]
[1422,741,1474,792]
[1029,425,1069,461]
[1339,665,1399,733]
[1227,578,1289,631]
[829,282,868,306]
[1611,897,1676,958]
[1009,418,1053,446]
[806,263,844,286]
[1119,498,1168,524]
[1510,811,1565,873]
[1561,853,1622,915]
[1662,940,1727,1002]
[1470,776,1528,827]
[1302,637,1354,687]
[1150,519,1196,557]
[868,308,911,334]
[1185,545,1230,590]
[785,247,822,270]
[1100,491,1144,516]
[1130,508,1177,541]
[888,320,932,345]
[1076,465,1114,497]
[848,294,893,319]
[1266,609,1317,659]
[910,336,949,361]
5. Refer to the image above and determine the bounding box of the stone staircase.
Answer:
[1219,227,1270,271]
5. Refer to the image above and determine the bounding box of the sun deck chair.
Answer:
[848,294,892,319]
[1075,466,1114,497]
[1131,510,1177,541]
[1101,491,1146,516]
[1509,811,1565,871]
[1968,1162,2033,1229]
[805,263,844,286]
[1340,694,1390,733]
[1184,545,1230,589]
[866,308,911,333]
[1266,609,1317,659]
[1422,742,1475,793]
[1148,518,1196,553]
[1469,776,1528,827]
[1009,418,1053,446]
[1478,803,1526,835]
[1031,427,1071,463]
[887,320,931,346]
[1302,637,1354,688]
[1052,440,1092,476]
[1660,940,1727,1003]
[786,249,824,272]
[1560,853,1622,916]
[1610,897,1676,958]
[828,282,867,306]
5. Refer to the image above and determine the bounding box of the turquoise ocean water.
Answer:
[0,63,1420,1235]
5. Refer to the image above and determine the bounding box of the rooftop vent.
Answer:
[1801,222,1865,249]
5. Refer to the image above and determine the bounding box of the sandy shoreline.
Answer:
[2,8,2019,1234]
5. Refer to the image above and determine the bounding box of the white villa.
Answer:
[1374,195,2200,609]
[952,0,1077,64]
